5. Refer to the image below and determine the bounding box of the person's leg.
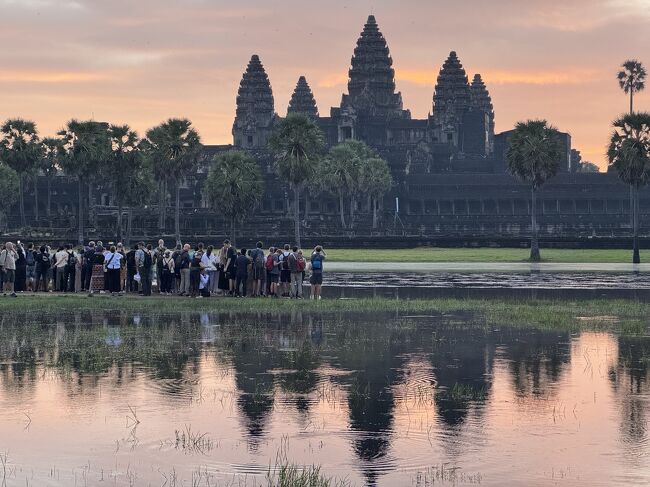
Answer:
[296,274,303,298]
[69,268,76,292]
[242,276,247,297]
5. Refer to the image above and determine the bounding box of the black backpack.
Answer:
[67,251,77,267]
[25,250,35,266]
[143,252,152,268]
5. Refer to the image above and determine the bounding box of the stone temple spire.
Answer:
[341,15,404,118]
[432,51,472,117]
[470,73,495,152]
[232,54,276,149]
[287,76,319,118]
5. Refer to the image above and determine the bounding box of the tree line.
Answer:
[0,114,393,247]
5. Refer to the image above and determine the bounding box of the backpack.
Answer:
[25,250,35,266]
[312,256,322,271]
[265,254,274,271]
[126,251,136,267]
[67,252,78,267]
[253,249,265,270]
[281,252,290,271]
[296,255,306,272]
[174,252,183,268]
[143,252,152,268]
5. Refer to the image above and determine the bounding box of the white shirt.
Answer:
[199,273,209,289]
[54,250,69,268]
[104,252,123,269]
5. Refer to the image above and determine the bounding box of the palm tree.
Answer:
[320,142,357,229]
[40,137,63,217]
[106,124,141,242]
[58,120,111,244]
[608,112,650,264]
[204,151,264,243]
[506,120,562,262]
[618,60,646,114]
[0,119,41,228]
[143,118,202,246]
[122,160,155,246]
[361,157,393,229]
[269,114,325,247]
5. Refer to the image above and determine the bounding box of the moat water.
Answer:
[0,310,649,486]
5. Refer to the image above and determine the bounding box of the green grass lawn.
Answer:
[325,247,644,263]
[1,294,648,335]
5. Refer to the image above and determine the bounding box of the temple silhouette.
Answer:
[6,15,646,245]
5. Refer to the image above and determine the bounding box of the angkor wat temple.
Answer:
[4,15,648,246]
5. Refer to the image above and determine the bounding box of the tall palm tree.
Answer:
[618,60,646,114]
[0,119,41,228]
[320,142,357,229]
[106,124,141,242]
[506,120,562,262]
[608,112,650,264]
[40,137,63,218]
[361,157,393,229]
[58,120,111,244]
[143,118,202,246]
[204,151,264,243]
[269,114,325,247]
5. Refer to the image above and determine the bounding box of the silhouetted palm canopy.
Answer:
[143,118,201,183]
[618,60,647,113]
[204,151,264,240]
[269,113,324,189]
[608,112,650,186]
[506,120,562,189]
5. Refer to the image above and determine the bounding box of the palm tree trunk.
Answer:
[18,174,26,228]
[339,193,346,229]
[34,176,39,221]
[77,176,84,245]
[372,197,378,229]
[126,208,133,247]
[231,216,236,247]
[530,186,540,262]
[293,185,301,248]
[46,178,52,217]
[175,182,181,247]
[117,200,123,243]
[158,179,166,229]
[633,184,640,264]
[349,196,355,229]
[630,90,634,115]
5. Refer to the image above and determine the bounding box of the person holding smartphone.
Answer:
[309,245,326,300]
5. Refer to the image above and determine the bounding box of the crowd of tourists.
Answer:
[0,239,326,300]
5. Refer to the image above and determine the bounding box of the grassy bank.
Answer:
[325,247,643,263]
[1,294,648,335]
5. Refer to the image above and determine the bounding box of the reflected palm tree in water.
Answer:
[610,336,650,449]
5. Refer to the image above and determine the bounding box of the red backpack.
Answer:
[296,255,306,272]
[265,254,274,271]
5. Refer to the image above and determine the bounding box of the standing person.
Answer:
[14,242,27,292]
[53,245,69,292]
[141,244,153,296]
[104,245,122,294]
[64,244,78,292]
[0,242,18,297]
[279,244,291,297]
[224,240,237,296]
[178,244,191,296]
[171,244,182,293]
[81,242,96,292]
[0,244,4,293]
[189,248,203,298]
[217,242,229,295]
[135,242,145,294]
[117,243,127,291]
[125,243,138,293]
[34,245,51,292]
[288,246,306,299]
[310,245,326,300]
[250,242,265,297]
[265,247,276,296]
[205,245,219,295]
[25,243,36,292]
[160,250,175,294]
[75,246,83,292]
[234,248,250,297]
[154,239,166,294]
[89,245,106,294]
[270,248,282,297]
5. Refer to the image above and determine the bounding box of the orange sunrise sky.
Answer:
[1,0,648,169]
